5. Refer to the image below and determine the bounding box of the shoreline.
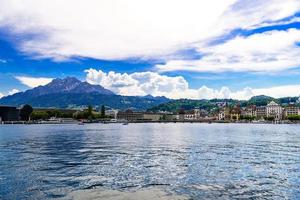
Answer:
[1,120,300,125]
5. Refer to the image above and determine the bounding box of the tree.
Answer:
[101,105,105,118]
[20,104,33,121]
[31,111,49,120]
[87,105,93,116]
[46,110,62,118]
[288,115,300,120]
[266,116,275,121]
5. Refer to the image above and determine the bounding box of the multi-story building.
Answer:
[105,109,118,119]
[184,109,201,120]
[284,104,299,118]
[218,110,225,120]
[142,113,164,121]
[0,105,20,121]
[241,105,257,118]
[218,106,240,121]
[116,109,143,121]
[176,109,185,120]
[266,101,283,120]
[230,107,241,121]
[256,106,266,119]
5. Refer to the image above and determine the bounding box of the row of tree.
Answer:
[30,105,107,121]
[73,105,106,120]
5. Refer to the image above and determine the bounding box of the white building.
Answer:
[218,110,225,120]
[266,101,283,120]
[105,109,118,119]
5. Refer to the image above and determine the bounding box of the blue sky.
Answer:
[1,0,300,99]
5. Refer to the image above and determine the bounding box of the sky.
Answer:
[0,0,300,100]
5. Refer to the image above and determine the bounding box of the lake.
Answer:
[0,123,299,199]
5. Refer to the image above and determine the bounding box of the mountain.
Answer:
[19,77,115,98]
[0,77,170,110]
[2,77,298,111]
[246,95,275,106]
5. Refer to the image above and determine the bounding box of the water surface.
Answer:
[0,123,299,199]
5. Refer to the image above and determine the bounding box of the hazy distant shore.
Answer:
[1,120,300,125]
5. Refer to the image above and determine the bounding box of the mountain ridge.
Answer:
[0,77,170,110]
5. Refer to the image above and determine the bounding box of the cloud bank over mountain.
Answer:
[85,68,300,100]
[15,76,53,88]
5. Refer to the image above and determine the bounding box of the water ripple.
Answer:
[0,123,299,199]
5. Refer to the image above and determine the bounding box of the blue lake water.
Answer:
[0,123,299,199]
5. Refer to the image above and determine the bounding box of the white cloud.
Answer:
[85,68,300,100]
[194,85,300,100]
[8,89,19,95]
[157,29,300,73]
[252,85,300,98]
[15,76,53,88]
[0,0,299,65]
[0,92,3,99]
[0,0,236,60]
[0,59,7,63]
[85,68,189,98]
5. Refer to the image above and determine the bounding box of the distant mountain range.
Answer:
[0,77,169,110]
[1,77,299,112]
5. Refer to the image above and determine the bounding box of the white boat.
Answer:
[40,117,78,124]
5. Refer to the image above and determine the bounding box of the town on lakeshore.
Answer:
[1,77,300,124]
[1,99,300,124]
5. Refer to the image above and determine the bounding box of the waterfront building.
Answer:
[241,105,257,118]
[176,109,185,120]
[184,109,201,120]
[224,107,231,120]
[105,109,118,119]
[218,106,231,121]
[284,104,299,118]
[266,101,283,120]
[116,109,143,121]
[218,110,225,120]
[218,106,240,121]
[166,114,179,121]
[0,105,20,121]
[142,113,164,121]
[230,107,241,121]
[256,106,266,119]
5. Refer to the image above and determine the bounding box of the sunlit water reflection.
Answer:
[0,123,299,199]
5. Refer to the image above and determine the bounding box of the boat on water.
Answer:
[40,117,78,124]
[78,120,84,125]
